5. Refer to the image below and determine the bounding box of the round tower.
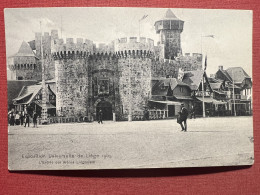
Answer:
[52,38,93,119]
[154,9,184,60]
[114,37,154,121]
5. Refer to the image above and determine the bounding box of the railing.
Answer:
[148,110,168,120]
[38,116,90,124]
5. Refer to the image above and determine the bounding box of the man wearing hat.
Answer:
[178,103,189,131]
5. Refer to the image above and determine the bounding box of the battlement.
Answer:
[181,53,202,61]
[115,50,153,58]
[52,37,95,54]
[114,37,155,53]
[52,50,118,60]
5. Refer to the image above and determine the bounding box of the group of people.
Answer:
[8,110,38,128]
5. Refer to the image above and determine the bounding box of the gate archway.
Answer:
[96,101,113,120]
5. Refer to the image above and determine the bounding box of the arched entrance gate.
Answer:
[96,100,113,120]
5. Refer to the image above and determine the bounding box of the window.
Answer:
[180,87,184,93]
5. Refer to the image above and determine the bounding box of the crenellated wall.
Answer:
[114,37,155,53]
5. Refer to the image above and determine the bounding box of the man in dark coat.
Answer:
[24,113,30,127]
[33,111,38,128]
[178,103,188,131]
[98,109,103,124]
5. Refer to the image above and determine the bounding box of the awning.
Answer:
[13,93,32,101]
[213,100,227,105]
[196,97,214,103]
[174,95,193,100]
[35,102,56,109]
[149,100,182,105]
[213,90,226,95]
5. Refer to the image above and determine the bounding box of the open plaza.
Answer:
[8,116,254,170]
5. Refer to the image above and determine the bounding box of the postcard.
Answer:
[5,7,253,170]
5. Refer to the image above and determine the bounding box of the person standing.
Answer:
[10,112,15,126]
[178,103,188,132]
[15,112,20,125]
[24,113,30,127]
[20,111,25,126]
[33,111,38,128]
[98,109,103,124]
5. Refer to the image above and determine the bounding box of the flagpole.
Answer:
[200,35,214,118]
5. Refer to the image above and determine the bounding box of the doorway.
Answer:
[96,101,113,120]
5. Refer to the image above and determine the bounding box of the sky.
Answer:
[4,7,252,76]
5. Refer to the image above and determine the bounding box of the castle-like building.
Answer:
[8,9,205,121]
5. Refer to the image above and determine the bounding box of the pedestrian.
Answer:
[177,103,189,132]
[24,113,30,127]
[33,111,38,128]
[190,105,196,119]
[9,112,15,126]
[98,109,103,124]
[15,111,20,125]
[20,111,25,126]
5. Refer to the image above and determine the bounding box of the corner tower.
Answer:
[155,9,184,60]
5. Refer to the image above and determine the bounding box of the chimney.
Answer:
[219,66,223,71]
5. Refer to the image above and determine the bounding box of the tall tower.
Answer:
[155,9,184,60]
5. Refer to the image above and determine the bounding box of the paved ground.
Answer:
[8,116,254,170]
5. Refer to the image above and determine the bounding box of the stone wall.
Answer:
[117,53,152,118]
[178,53,203,71]
[152,59,180,78]
[54,56,88,117]
[8,56,42,80]
[163,29,182,59]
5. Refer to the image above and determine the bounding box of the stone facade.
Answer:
[9,9,203,120]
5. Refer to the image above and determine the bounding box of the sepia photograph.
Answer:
[5,7,253,170]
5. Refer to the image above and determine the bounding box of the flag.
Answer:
[204,55,207,71]
[139,15,148,21]
[203,35,215,38]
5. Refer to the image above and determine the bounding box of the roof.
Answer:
[173,95,193,100]
[11,41,37,58]
[225,67,251,84]
[152,78,190,96]
[217,69,233,82]
[161,9,181,21]
[14,84,42,105]
[7,80,38,106]
[182,70,204,91]
[209,82,222,90]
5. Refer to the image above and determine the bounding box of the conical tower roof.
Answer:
[162,9,180,20]
[13,41,36,57]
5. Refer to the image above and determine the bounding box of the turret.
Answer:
[154,9,184,59]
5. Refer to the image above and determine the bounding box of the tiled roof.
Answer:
[182,70,204,91]
[225,67,251,84]
[209,82,222,90]
[152,78,189,96]
[14,84,42,104]
[11,41,37,58]
[7,80,38,106]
